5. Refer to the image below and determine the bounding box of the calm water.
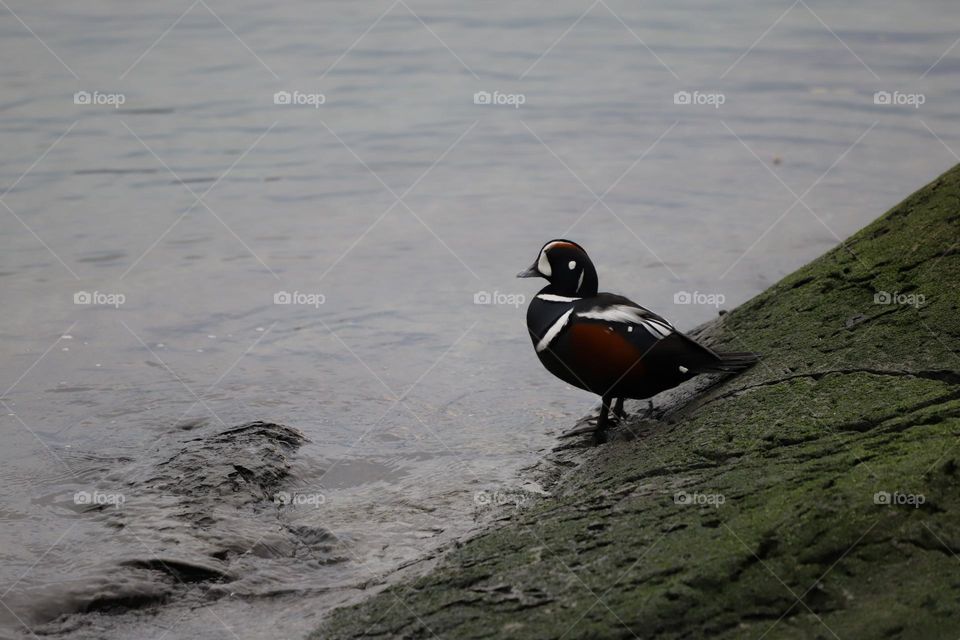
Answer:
[2,1,959,638]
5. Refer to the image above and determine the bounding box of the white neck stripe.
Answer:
[537,294,581,302]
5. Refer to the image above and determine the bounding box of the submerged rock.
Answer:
[32,421,346,631]
[316,165,960,639]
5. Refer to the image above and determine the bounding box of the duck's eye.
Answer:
[568,260,577,270]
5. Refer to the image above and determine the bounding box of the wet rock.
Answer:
[316,165,960,638]
[34,421,346,628]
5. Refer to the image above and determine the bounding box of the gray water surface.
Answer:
[2,1,959,638]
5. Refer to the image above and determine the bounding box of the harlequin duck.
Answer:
[518,239,759,441]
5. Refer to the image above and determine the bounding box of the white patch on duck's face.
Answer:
[537,247,552,277]
[568,260,576,270]
[538,241,579,278]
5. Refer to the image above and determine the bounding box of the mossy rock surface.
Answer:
[316,164,960,639]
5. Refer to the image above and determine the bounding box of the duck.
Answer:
[518,239,759,441]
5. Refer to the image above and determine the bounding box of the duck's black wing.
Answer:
[573,293,760,374]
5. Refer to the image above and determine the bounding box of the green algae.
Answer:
[316,164,960,639]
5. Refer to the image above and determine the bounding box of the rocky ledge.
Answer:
[316,163,960,639]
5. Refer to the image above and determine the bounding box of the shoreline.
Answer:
[314,163,960,639]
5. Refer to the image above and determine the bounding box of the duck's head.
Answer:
[517,239,598,297]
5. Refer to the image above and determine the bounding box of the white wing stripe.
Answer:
[536,309,574,352]
[575,305,674,340]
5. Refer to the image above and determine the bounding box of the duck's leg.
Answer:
[593,394,613,444]
[642,399,654,419]
[613,397,625,420]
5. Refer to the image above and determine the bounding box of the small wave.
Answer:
[24,421,346,634]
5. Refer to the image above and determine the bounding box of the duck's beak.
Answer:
[516,264,539,278]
